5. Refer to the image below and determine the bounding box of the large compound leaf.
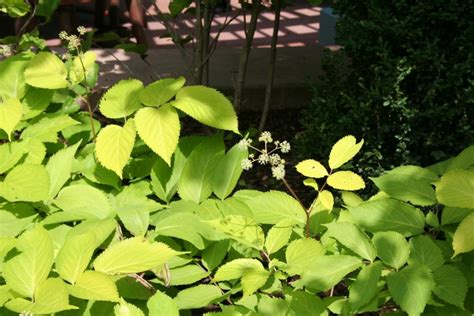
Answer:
[452,212,474,256]
[325,222,377,261]
[328,135,364,169]
[139,77,185,107]
[173,284,223,310]
[212,143,248,200]
[349,199,425,237]
[435,169,474,208]
[69,271,120,302]
[24,52,68,89]
[371,166,439,206]
[46,142,80,198]
[96,119,136,178]
[296,255,362,292]
[135,105,180,165]
[172,86,239,133]
[372,231,410,270]
[54,184,112,219]
[244,191,306,224]
[387,264,434,316]
[0,98,22,140]
[93,237,182,274]
[3,226,54,298]
[99,79,143,119]
[0,163,50,202]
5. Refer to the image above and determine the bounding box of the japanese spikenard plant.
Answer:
[1,28,474,315]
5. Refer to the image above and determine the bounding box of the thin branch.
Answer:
[129,273,157,294]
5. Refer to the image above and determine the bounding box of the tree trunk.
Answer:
[259,0,281,130]
[233,0,261,112]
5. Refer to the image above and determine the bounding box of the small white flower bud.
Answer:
[241,159,253,170]
[280,141,291,153]
[258,131,273,143]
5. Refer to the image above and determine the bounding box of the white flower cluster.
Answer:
[59,26,86,51]
[0,45,12,57]
[239,131,290,180]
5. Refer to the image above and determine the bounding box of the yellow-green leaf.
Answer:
[319,190,334,211]
[69,51,96,84]
[328,135,364,169]
[452,213,474,257]
[99,79,143,119]
[0,163,50,202]
[24,52,68,89]
[435,169,474,208]
[327,171,365,191]
[295,159,328,178]
[0,98,22,140]
[96,119,136,178]
[135,105,180,165]
[139,77,185,107]
[69,270,120,302]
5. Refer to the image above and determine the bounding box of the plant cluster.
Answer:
[298,0,474,175]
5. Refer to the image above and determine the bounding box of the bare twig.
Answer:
[129,273,157,294]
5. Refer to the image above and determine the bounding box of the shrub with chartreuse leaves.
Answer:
[1,30,474,315]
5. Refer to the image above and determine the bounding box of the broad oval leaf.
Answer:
[433,265,467,308]
[348,261,382,312]
[93,237,182,274]
[24,52,68,89]
[371,166,439,206]
[172,86,239,133]
[327,171,365,191]
[99,79,143,119]
[114,299,144,316]
[325,222,377,261]
[435,169,474,208]
[0,98,22,140]
[387,264,434,316]
[0,163,50,202]
[328,135,364,169]
[135,105,180,165]
[319,190,334,211]
[372,231,409,269]
[69,271,120,302]
[147,291,179,316]
[46,142,80,198]
[173,284,222,310]
[295,159,328,178]
[285,238,325,275]
[96,119,136,178]
[212,143,248,200]
[408,235,444,271]
[349,199,425,237]
[139,77,185,107]
[244,191,306,224]
[452,212,474,256]
[265,218,296,255]
[54,184,112,219]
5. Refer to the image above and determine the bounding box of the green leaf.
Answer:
[169,264,210,286]
[56,232,97,284]
[435,169,474,208]
[328,135,364,169]
[206,214,264,249]
[114,299,144,316]
[178,135,224,203]
[68,218,116,248]
[327,171,365,191]
[0,142,26,174]
[408,235,444,271]
[135,105,180,165]
[288,290,326,315]
[319,190,334,211]
[172,86,239,133]
[441,206,473,225]
[348,261,382,311]
[93,237,182,274]
[20,114,79,142]
[296,255,362,292]
[54,184,113,220]
[99,79,144,119]
[0,164,50,202]
[0,51,29,99]
[285,238,325,275]
[0,98,22,140]
[244,191,306,224]
[173,284,223,310]
[69,271,120,302]
[212,143,248,200]
[22,87,54,120]
[349,199,425,237]
[201,240,229,270]
[372,231,410,270]
[452,212,474,256]
[5,278,76,314]
[387,264,434,316]
[139,77,185,107]
[265,219,295,255]
[325,222,377,261]
[24,52,68,89]
[69,51,96,84]
[147,291,179,316]
[433,265,467,308]
[46,142,80,198]
[0,211,36,238]
[214,259,269,295]
[3,226,54,298]
[295,159,328,178]
[371,166,439,206]
[96,119,137,178]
